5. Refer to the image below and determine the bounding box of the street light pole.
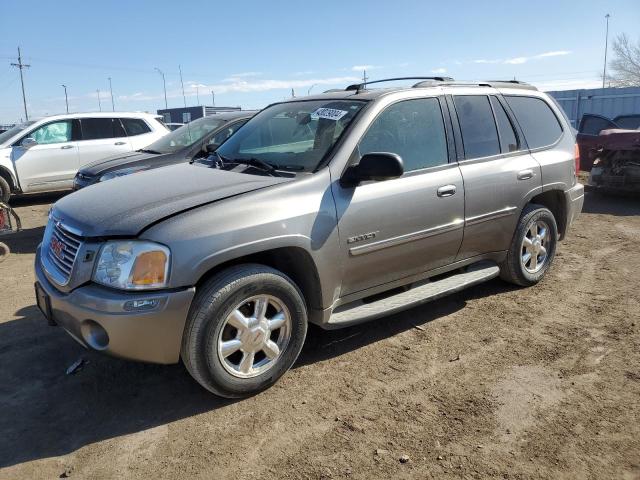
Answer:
[211,90,215,107]
[154,67,168,109]
[178,65,187,107]
[61,84,69,113]
[108,77,115,111]
[97,89,102,111]
[307,84,317,95]
[602,13,611,88]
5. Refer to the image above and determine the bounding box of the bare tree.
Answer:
[609,33,640,87]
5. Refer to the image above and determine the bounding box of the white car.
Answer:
[0,112,168,201]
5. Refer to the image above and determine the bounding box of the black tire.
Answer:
[500,204,558,287]
[181,264,308,398]
[0,176,10,203]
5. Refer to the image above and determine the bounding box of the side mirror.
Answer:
[21,137,37,148]
[341,152,404,187]
[205,143,220,153]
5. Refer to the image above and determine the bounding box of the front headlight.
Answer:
[93,241,170,290]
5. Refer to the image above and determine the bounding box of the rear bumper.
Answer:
[564,182,584,234]
[35,247,195,364]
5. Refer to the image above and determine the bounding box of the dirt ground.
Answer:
[0,188,638,480]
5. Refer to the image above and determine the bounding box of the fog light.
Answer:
[123,298,161,311]
[80,320,109,350]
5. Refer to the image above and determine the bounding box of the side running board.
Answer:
[328,262,500,327]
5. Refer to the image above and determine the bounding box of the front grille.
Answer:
[46,221,83,284]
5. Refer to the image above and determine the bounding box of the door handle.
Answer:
[60,145,74,150]
[437,185,457,197]
[517,169,534,180]
[114,141,127,146]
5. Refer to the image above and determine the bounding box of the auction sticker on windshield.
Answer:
[311,108,349,121]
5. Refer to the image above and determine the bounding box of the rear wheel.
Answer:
[181,264,308,398]
[0,176,11,203]
[500,204,558,286]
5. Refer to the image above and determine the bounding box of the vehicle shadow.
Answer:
[0,278,515,469]
[1,225,44,254]
[8,190,69,207]
[582,190,640,216]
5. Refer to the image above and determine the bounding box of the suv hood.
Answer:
[52,163,290,237]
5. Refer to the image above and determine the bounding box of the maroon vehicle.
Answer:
[577,113,640,171]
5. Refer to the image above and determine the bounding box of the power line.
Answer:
[10,46,30,120]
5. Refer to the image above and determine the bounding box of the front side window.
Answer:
[208,120,247,147]
[217,100,366,172]
[454,95,500,159]
[358,98,448,172]
[146,117,226,154]
[505,96,563,149]
[30,120,73,145]
[81,118,124,140]
[579,115,617,136]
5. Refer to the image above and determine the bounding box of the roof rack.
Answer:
[346,76,455,93]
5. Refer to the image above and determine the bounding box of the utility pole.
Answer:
[96,89,102,111]
[291,88,295,98]
[178,65,187,107]
[602,13,611,88]
[61,84,69,113]
[108,77,115,111]
[196,85,200,105]
[154,67,168,109]
[211,90,215,107]
[363,69,369,84]
[10,47,30,121]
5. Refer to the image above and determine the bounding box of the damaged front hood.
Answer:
[52,163,290,237]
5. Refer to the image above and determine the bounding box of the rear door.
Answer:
[452,94,542,260]
[332,96,465,296]
[77,118,132,167]
[11,119,80,192]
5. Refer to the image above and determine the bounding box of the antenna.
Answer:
[10,47,30,121]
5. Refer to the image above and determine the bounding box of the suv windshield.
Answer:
[0,121,36,146]
[145,117,227,154]
[216,100,366,172]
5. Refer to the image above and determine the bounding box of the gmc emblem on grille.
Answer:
[50,237,65,260]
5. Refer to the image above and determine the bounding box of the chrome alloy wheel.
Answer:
[217,295,292,379]
[521,220,550,274]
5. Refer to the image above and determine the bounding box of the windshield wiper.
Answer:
[231,158,282,177]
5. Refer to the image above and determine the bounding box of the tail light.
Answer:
[574,143,581,176]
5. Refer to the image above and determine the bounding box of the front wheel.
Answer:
[181,264,308,398]
[500,204,558,287]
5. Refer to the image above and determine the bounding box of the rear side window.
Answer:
[506,96,563,148]
[614,115,640,130]
[490,97,519,153]
[121,118,151,136]
[80,118,125,140]
[358,98,448,172]
[454,95,500,159]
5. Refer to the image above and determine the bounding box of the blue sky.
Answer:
[1,0,638,123]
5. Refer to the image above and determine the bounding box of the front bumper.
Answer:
[565,182,585,232]
[35,246,195,364]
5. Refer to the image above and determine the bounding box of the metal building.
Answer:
[157,105,242,124]
[547,86,640,128]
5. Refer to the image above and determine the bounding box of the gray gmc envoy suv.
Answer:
[35,77,584,397]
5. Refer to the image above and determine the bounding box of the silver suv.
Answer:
[34,77,584,397]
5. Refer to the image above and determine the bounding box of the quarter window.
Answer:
[121,118,151,136]
[454,95,500,159]
[490,97,519,153]
[505,96,563,149]
[81,118,124,140]
[29,121,73,145]
[358,98,448,172]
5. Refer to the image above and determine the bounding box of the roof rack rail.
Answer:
[480,80,538,91]
[346,76,454,93]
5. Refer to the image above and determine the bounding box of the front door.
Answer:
[332,97,465,297]
[12,119,80,192]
